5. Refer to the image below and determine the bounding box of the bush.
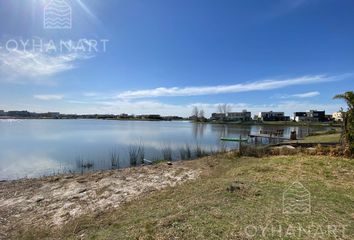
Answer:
[161,144,173,161]
[239,145,270,158]
[270,146,299,156]
[129,143,144,166]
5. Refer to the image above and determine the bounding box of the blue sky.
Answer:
[0,0,353,117]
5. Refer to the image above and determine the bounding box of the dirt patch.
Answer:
[226,181,262,198]
[0,162,200,239]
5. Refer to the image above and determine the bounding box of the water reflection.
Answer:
[0,120,328,180]
[192,123,207,138]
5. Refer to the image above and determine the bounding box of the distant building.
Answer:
[227,110,251,122]
[61,114,78,119]
[210,113,226,121]
[137,114,162,120]
[325,114,333,122]
[332,111,344,122]
[308,110,326,122]
[293,112,309,122]
[189,115,199,121]
[7,111,31,118]
[163,116,184,121]
[253,115,260,121]
[47,112,60,118]
[119,113,129,119]
[258,111,289,121]
[293,110,326,122]
[0,110,4,116]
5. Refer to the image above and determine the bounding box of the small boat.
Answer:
[143,159,153,164]
[220,137,248,142]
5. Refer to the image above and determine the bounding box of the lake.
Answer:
[0,119,325,180]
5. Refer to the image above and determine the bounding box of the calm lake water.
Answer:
[0,119,326,180]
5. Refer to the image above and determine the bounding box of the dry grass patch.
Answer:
[9,154,354,240]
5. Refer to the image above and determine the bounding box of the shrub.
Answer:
[129,142,144,166]
[110,150,120,169]
[239,145,269,158]
[161,144,173,161]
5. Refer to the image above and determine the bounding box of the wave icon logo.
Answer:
[283,181,311,215]
[44,0,72,29]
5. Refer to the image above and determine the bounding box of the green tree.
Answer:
[333,91,354,156]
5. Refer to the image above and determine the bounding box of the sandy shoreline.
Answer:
[0,162,200,239]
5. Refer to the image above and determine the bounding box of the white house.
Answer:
[332,111,344,122]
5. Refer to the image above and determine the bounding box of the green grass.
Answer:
[205,121,342,127]
[244,121,340,127]
[17,155,354,240]
[297,133,341,143]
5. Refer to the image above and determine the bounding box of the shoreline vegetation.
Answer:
[0,139,226,182]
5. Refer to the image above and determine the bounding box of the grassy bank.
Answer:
[291,127,342,144]
[297,133,341,143]
[203,120,342,127]
[18,153,354,239]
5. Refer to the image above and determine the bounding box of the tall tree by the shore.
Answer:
[191,106,205,122]
[217,104,231,114]
[198,109,205,121]
[191,106,199,119]
[333,91,354,156]
[217,104,231,122]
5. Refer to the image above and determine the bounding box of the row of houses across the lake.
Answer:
[0,109,345,123]
[210,110,344,122]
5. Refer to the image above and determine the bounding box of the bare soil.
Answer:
[0,162,200,239]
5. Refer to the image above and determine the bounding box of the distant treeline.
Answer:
[0,110,184,121]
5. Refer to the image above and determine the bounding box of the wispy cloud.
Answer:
[117,74,349,99]
[277,91,321,99]
[0,49,90,84]
[292,91,320,98]
[82,92,101,97]
[34,94,64,100]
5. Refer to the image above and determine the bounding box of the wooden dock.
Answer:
[248,134,289,140]
[220,137,249,142]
